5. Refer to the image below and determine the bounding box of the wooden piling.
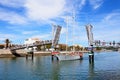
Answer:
[89,53,94,64]
[51,55,54,61]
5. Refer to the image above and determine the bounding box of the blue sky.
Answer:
[0,0,120,46]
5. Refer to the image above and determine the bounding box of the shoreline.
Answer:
[0,49,89,58]
[0,49,51,58]
[0,49,118,58]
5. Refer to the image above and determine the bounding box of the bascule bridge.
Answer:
[10,25,62,52]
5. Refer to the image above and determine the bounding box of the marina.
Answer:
[0,0,120,80]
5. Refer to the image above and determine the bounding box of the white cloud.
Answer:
[92,11,120,41]
[103,12,120,21]
[31,34,51,40]
[0,33,15,41]
[61,27,67,34]
[22,31,39,35]
[64,0,86,15]
[94,29,120,41]
[0,8,27,24]
[102,11,120,26]
[89,0,103,9]
[0,0,25,8]
[25,0,66,21]
[78,0,86,10]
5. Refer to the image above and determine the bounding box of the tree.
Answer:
[75,45,80,51]
[5,39,11,49]
[96,46,102,51]
[46,44,52,51]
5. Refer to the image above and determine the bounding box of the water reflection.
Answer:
[51,59,84,80]
[88,63,94,80]
[0,52,120,80]
[51,61,60,80]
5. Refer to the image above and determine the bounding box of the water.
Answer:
[0,52,120,80]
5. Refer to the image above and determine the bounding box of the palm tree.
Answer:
[5,39,11,49]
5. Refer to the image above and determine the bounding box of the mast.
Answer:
[72,10,75,51]
[66,16,69,51]
[51,24,55,50]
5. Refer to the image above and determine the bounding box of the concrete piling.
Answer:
[89,45,94,64]
[26,51,34,60]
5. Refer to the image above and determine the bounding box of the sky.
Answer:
[0,0,120,46]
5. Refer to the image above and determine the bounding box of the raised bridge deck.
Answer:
[10,40,52,50]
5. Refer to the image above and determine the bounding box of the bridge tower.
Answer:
[51,25,62,60]
[52,25,62,48]
[86,24,94,64]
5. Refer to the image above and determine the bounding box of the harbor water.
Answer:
[0,52,120,80]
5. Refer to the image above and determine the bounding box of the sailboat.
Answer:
[51,16,83,61]
[118,48,120,53]
[52,51,83,61]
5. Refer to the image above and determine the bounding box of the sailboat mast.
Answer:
[66,16,69,51]
[52,24,53,47]
[72,10,75,51]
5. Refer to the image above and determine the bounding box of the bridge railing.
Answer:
[10,40,52,50]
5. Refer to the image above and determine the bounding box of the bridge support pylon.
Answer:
[26,51,34,60]
[88,45,94,64]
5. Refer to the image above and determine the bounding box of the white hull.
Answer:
[25,48,33,54]
[118,48,120,52]
[54,54,82,61]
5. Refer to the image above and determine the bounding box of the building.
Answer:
[0,44,5,49]
[24,38,41,51]
[24,38,40,45]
